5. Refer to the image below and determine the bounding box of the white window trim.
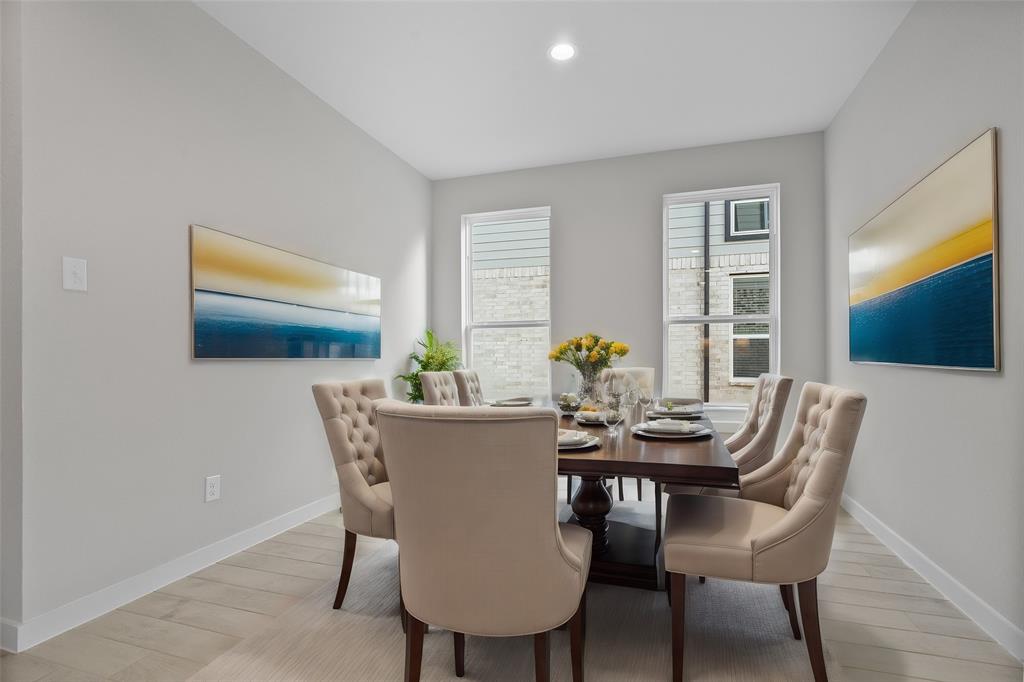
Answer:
[729,273,770,383]
[461,206,552,395]
[661,183,781,407]
[729,197,771,238]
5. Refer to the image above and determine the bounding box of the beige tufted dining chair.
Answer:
[725,373,794,472]
[419,371,461,406]
[453,369,486,406]
[599,366,655,392]
[661,373,793,508]
[662,382,866,682]
[376,401,592,682]
[311,379,395,610]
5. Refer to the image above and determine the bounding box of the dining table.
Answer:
[556,406,738,591]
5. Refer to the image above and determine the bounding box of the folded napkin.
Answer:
[640,419,702,434]
[652,405,702,416]
[575,411,604,422]
[558,429,589,445]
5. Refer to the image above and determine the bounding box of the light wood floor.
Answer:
[3,483,1021,682]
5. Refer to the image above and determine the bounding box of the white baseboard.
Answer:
[1,492,341,653]
[841,493,1024,662]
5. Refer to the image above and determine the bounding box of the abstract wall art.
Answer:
[848,129,999,370]
[191,225,381,359]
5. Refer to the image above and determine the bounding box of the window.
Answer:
[663,185,778,405]
[730,274,770,381]
[462,207,551,399]
[725,197,770,241]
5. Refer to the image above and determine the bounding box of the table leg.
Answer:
[571,475,612,553]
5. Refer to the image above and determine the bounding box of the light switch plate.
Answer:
[62,256,87,291]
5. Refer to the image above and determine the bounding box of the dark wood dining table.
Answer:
[557,407,738,591]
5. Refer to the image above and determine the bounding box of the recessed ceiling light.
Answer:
[549,43,576,61]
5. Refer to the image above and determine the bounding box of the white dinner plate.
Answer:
[630,424,713,439]
[491,398,533,407]
[558,435,601,450]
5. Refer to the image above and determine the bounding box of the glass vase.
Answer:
[577,367,602,404]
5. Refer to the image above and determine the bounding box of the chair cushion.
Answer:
[663,494,786,582]
[342,481,395,539]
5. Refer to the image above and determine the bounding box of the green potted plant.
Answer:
[396,329,461,402]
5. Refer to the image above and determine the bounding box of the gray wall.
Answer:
[431,133,826,405]
[6,1,430,625]
[825,0,1024,641]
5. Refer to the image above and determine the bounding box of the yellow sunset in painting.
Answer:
[192,225,380,316]
[191,225,382,359]
[848,129,998,369]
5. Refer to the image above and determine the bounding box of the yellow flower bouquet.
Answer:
[548,334,630,401]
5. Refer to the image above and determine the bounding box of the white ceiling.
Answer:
[198,1,912,180]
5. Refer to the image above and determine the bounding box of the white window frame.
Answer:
[461,206,552,394]
[729,273,771,384]
[728,197,771,239]
[662,183,781,407]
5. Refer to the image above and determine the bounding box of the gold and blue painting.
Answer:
[190,225,381,359]
[848,129,999,370]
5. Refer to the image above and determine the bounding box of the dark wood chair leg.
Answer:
[400,588,407,633]
[405,613,425,682]
[617,477,625,501]
[670,573,686,682]
[653,481,663,552]
[778,585,802,638]
[567,475,574,505]
[534,631,550,682]
[664,570,672,606]
[780,584,802,640]
[797,578,827,682]
[636,478,643,501]
[454,632,465,677]
[569,596,585,682]
[333,530,357,609]
[698,576,706,584]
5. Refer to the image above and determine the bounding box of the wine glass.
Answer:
[620,385,639,423]
[602,398,624,433]
[638,387,653,420]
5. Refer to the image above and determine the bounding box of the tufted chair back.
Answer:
[599,367,655,393]
[725,374,793,475]
[419,371,460,406]
[453,369,485,406]
[312,380,394,538]
[739,382,867,582]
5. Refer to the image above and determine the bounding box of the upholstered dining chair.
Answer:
[598,366,655,501]
[662,373,794,497]
[376,401,592,682]
[453,369,485,406]
[662,382,867,682]
[419,371,461,406]
[311,379,395,611]
[723,373,794,473]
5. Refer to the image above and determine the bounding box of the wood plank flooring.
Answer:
[2,483,1020,681]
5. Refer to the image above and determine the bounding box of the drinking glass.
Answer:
[620,386,639,423]
[638,388,653,419]
[602,399,624,433]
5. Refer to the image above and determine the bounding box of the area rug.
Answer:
[191,539,841,681]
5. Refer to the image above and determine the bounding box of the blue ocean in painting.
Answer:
[849,253,994,368]
[194,290,381,359]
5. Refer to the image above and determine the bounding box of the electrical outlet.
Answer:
[62,256,88,292]
[205,475,221,503]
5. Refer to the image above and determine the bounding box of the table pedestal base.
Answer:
[569,475,662,591]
